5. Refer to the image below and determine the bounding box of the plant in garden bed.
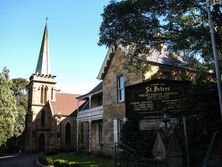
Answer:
[38,152,114,167]
[38,154,54,166]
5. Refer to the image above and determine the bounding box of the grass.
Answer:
[45,152,115,167]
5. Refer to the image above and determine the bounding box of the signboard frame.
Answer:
[125,79,190,130]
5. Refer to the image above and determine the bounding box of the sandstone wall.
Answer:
[102,48,143,155]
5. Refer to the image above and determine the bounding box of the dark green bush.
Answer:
[38,154,53,166]
[46,156,54,166]
[54,159,66,167]
[54,159,80,167]
[38,154,48,165]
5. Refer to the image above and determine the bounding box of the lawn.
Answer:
[44,152,115,167]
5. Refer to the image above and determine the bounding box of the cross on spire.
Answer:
[45,17,49,25]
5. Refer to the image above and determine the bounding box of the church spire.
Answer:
[35,23,50,75]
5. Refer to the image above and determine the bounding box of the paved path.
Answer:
[0,153,38,167]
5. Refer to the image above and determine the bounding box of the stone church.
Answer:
[24,24,83,151]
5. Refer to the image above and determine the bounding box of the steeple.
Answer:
[35,23,50,75]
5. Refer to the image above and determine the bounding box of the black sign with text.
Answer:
[125,80,190,120]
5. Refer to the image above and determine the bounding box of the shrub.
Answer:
[38,154,53,166]
[46,156,54,166]
[54,159,80,167]
[38,154,48,165]
[54,159,66,167]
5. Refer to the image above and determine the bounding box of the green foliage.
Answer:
[11,78,29,136]
[99,0,222,74]
[0,67,18,145]
[186,80,220,116]
[45,156,54,166]
[53,159,80,167]
[177,81,221,166]
[39,154,54,166]
[0,68,28,150]
[39,152,114,167]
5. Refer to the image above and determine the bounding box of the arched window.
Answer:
[65,123,71,145]
[40,87,44,103]
[41,110,45,127]
[51,88,54,100]
[40,86,48,104]
[44,86,48,103]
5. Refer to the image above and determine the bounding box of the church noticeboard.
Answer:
[125,80,190,121]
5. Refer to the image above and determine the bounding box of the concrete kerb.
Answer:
[0,154,19,160]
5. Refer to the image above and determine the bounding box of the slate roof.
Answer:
[49,92,84,116]
[145,49,184,67]
[97,45,187,80]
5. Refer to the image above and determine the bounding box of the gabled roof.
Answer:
[49,92,83,116]
[35,24,50,75]
[77,82,103,100]
[97,45,186,80]
[97,45,116,80]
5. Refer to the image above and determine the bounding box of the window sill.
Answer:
[118,100,125,104]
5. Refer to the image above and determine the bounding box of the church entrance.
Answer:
[38,133,45,151]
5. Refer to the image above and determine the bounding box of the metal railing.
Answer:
[77,106,103,121]
[114,142,157,167]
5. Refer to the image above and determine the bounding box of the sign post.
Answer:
[183,116,191,167]
[206,0,222,121]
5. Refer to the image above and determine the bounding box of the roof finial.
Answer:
[45,17,49,25]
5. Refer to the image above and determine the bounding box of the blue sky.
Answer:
[0,0,110,94]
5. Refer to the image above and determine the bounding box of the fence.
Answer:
[114,142,157,167]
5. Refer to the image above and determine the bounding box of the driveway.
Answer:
[0,153,38,167]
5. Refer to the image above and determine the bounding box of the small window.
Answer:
[113,119,123,143]
[96,122,103,144]
[118,120,123,141]
[117,76,125,102]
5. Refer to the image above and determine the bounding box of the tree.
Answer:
[0,67,18,145]
[99,0,222,73]
[11,78,29,137]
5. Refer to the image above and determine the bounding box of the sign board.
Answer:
[125,80,190,121]
[139,119,161,130]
